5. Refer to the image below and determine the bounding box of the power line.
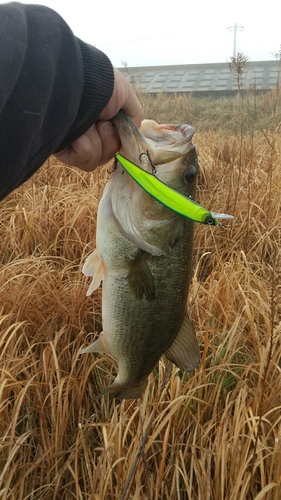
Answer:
[94,27,229,46]
[227,23,244,56]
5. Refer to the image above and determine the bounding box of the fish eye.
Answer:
[184,165,197,184]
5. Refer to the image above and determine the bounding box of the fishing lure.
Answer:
[116,153,234,226]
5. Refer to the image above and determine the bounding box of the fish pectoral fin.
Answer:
[80,332,107,354]
[165,314,200,371]
[126,251,155,302]
[82,250,104,296]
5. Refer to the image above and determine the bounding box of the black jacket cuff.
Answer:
[56,39,114,151]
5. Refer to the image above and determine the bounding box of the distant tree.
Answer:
[272,44,281,62]
[229,52,249,96]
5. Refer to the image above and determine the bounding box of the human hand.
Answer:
[54,67,143,171]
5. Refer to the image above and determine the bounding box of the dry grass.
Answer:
[138,87,281,134]
[1,94,281,499]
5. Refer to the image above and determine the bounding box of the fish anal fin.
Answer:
[126,251,155,302]
[80,332,108,355]
[82,250,104,296]
[165,314,200,371]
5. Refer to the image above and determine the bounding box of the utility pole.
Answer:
[227,23,244,57]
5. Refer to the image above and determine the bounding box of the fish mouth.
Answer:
[112,110,195,168]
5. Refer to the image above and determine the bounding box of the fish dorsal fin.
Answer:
[80,332,107,354]
[82,250,104,296]
[126,250,155,301]
[165,313,200,371]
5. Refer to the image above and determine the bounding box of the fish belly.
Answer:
[101,225,195,393]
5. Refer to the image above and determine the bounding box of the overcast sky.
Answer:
[8,0,281,67]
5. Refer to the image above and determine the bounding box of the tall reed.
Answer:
[0,89,281,499]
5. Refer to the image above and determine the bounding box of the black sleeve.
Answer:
[0,2,114,201]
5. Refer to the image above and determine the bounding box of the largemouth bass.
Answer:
[81,111,200,400]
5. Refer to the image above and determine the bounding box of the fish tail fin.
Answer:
[94,379,148,401]
[80,335,148,401]
[165,313,200,371]
[109,380,148,400]
[82,249,104,296]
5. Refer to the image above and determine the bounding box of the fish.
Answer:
[81,111,200,400]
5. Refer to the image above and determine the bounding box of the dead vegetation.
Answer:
[0,91,281,499]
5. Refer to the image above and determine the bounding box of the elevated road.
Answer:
[118,60,281,96]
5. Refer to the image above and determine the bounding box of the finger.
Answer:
[99,68,144,127]
[116,70,144,127]
[121,88,144,128]
[54,122,120,171]
[96,120,120,165]
[54,126,100,169]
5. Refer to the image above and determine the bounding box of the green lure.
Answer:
[116,153,234,226]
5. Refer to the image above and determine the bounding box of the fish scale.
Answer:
[103,243,191,380]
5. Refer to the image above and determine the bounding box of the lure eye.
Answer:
[184,165,197,184]
[205,215,216,225]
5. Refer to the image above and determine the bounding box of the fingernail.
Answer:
[102,121,114,135]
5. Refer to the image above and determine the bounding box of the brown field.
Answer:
[0,91,281,499]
